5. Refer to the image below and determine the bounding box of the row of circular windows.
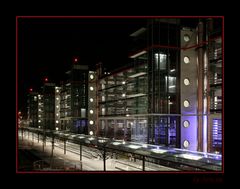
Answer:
[183,34,191,149]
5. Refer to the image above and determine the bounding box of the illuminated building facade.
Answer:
[96,18,223,153]
[60,60,89,134]
[27,91,38,128]
[42,83,56,130]
[88,71,97,135]
[26,18,222,154]
[55,86,61,131]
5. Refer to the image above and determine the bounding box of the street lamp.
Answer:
[89,131,93,136]
[88,131,110,171]
[78,135,85,171]
[98,139,108,171]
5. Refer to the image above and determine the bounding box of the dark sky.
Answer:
[17,17,148,113]
[17,17,211,114]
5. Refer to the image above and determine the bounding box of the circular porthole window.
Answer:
[90,110,94,114]
[184,56,190,64]
[183,120,190,128]
[183,34,190,42]
[183,100,190,107]
[183,140,190,148]
[89,120,94,125]
[184,78,190,86]
[90,74,94,79]
[90,98,93,102]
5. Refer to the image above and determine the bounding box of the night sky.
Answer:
[17,17,148,114]
[17,17,206,116]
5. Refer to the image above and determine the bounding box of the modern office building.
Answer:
[60,59,89,134]
[28,82,60,131]
[26,18,222,154]
[97,19,181,148]
[96,18,223,153]
[42,82,56,130]
[27,90,38,128]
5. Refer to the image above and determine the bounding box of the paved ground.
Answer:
[17,132,179,172]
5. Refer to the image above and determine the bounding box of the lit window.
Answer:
[38,109,41,112]
[122,81,126,85]
[183,120,190,128]
[56,97,59,100]
[56,105,59,108]
[90,74,94,79]
[38,115,41,118]
[90,98,93,102]
[183,34,190,42]
[56,120,59,123]
[90,86,94,91]
[90,110,94,114]
[56,113,59,116]
[184,78,190,86]
[183,140,190,148]
[102,108,105,115]
[122,94,126,97]
[38,120,41,123]
[89,120,94,125]
[184,56,190,64]
[183,100,190,107]
[56,90,59,93]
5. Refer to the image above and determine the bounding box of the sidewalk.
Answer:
[18,132,178,172]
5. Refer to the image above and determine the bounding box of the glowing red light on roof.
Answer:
[74,58,78,62]
[44,77,48,82]
[29,88,33,92]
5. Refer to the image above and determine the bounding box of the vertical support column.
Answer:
[64,139,66,154]
[51,134,54,157]
[80,143,82,170]
[207,18,213,153]
[197,21,204,152]
[142,155,145,171]
[42,133,45,152]
[21,128,23,141]
[103,146,106,171]
[38,132,39,143]
[180,28,198,151]
[32,131,34,145]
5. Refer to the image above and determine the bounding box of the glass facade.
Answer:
[147,20,180,147]
[98,20,181,147]
[208,18,222,153]
[60,64,89,134]
[98,54,148,142]
[27,92,38,128]
[43,83,55,130]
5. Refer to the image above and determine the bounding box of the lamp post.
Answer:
[97,138,109,171]
[78,136,85,171]
[89,131,108,171]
